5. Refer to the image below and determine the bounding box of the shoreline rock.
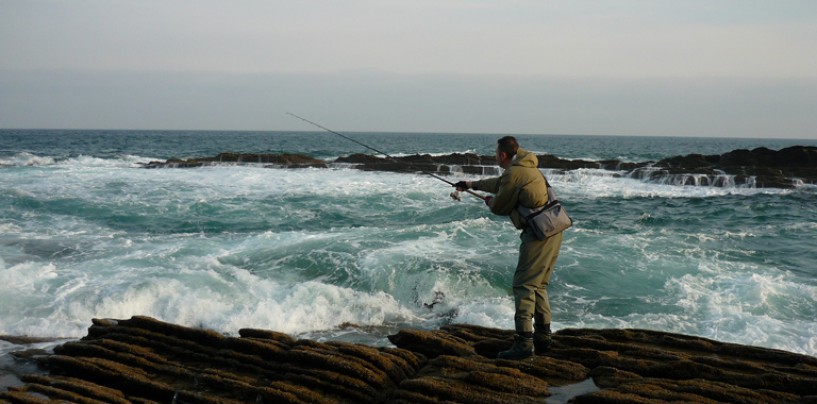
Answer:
[143,152,329,169]
[140,146,817,189]
[2,316,816,403]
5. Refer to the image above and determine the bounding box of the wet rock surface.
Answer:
[142,152,328,169]
[140,146,817,188]
[3,316,816,403]
[653,146,817,188]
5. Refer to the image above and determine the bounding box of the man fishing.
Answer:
[455,136,563,360]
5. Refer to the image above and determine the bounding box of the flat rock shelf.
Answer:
[142,146,817,189]
[3,316,817,403]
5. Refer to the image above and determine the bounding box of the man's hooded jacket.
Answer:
[471,148,550,230]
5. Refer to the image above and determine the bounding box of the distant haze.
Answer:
[2,1,816,139]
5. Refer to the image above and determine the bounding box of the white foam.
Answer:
[0,153,162,168]
[0,223,23,233]
[0,256,424,338]
[387,150,480,158]
[452,297,516,330]
[448,167,785,200]
[0,261,59,291]
[545,170,786,200]
[0,152,56,167]
[661,262,817,355]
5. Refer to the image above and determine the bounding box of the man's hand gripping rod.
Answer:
[287,112,487,202]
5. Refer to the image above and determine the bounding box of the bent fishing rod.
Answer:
[287,112,486,202]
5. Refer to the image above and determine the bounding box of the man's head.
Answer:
[495,136,519,169]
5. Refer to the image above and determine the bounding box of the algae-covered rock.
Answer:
[4,316,816,403]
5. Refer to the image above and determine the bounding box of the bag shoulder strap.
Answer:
[541,170,557,205]
[518,167,558,211]
[534,167,557,205]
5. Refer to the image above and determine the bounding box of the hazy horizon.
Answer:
[2,1,816,139]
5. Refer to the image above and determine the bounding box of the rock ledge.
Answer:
[3,316,816,403]
[141,146,817,188]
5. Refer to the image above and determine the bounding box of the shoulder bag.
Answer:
[516,171,573,241]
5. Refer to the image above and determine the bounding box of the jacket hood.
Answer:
[511,148,539,168]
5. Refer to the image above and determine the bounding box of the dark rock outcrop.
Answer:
[139,146,817,188]
[3,316,817,403]
[334,153,501,176]
[656,146,817,188]
[142,152,328,169]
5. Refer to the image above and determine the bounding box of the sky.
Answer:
[1,0,816,138]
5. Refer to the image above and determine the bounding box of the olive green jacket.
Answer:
[471,148,550,230]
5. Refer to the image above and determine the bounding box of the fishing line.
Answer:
[287,112,486,201]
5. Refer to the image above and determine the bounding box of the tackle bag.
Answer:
[517,176,572,241]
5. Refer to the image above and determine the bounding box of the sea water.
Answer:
[1,130,816,358]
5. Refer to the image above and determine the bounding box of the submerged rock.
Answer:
[2,316,816,403]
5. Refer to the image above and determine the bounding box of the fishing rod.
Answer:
[287,112,487,202]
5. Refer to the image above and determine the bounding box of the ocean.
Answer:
[1,129,816,359]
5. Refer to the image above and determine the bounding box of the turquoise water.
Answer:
[1,130,816,357]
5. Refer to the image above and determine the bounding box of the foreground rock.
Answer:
[141,146,817,188]
[3,316,816,403]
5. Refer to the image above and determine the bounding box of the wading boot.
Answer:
[497,335,534,360]
[534,322,552,354]
[534,331,552,354]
